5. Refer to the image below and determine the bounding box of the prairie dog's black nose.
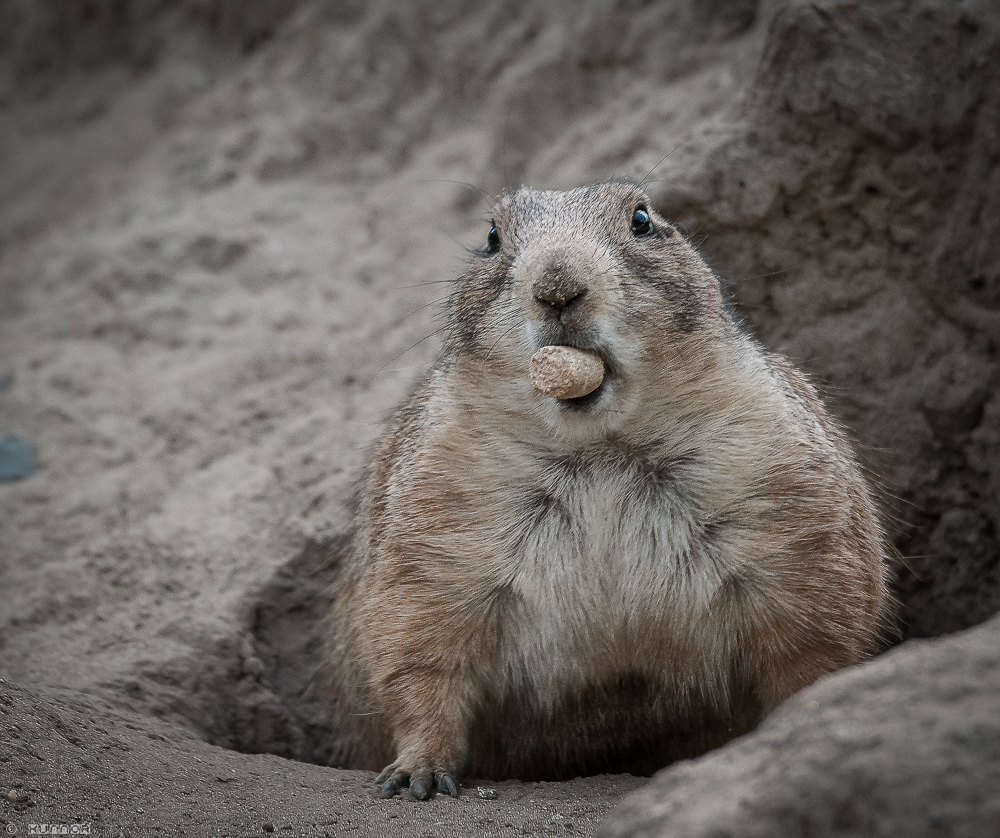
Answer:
[533,266,587,312]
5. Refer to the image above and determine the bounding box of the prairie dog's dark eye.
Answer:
[487,224,500,253]
[631,206,652,236]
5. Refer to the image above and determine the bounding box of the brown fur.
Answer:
[322,182,892,796]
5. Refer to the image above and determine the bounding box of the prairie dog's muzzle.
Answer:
[517,244,611,330]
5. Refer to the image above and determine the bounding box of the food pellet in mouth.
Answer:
[529,346,605,399]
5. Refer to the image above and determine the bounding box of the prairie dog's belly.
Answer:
[490,453,735,706]
[463,462,750,779]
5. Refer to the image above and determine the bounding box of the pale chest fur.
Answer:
[398,407,753,707]
[501,458,735,702]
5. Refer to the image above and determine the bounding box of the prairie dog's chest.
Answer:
[486,450,729,673]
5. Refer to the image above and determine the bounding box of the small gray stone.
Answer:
[0,434,36,482]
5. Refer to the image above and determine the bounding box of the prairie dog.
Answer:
[324,181,892,799]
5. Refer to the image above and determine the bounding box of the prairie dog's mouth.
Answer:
[554,376,609,411]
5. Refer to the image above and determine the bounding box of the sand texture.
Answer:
[1,1,998,836]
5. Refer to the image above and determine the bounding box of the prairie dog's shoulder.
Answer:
[758,348,859,455]
[373,358,457,452]
[367,362,451,491]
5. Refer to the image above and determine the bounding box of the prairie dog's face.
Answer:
[448,182,728,438]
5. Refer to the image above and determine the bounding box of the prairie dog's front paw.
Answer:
[375,758,460,800]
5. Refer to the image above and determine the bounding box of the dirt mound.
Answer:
[603,614,1000,838]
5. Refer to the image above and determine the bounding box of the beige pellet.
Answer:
[529,346,604,399]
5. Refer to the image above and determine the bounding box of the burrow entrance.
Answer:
[179,519,1000,770]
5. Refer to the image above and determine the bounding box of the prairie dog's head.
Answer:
[447,181,734,440]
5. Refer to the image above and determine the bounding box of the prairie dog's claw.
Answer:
[436,771,460,797]
[374,762,460,800]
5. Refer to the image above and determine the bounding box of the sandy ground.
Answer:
[4,677,647,838]
[1,1,999,836]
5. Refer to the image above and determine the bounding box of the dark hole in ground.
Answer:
[221,533,349,766]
